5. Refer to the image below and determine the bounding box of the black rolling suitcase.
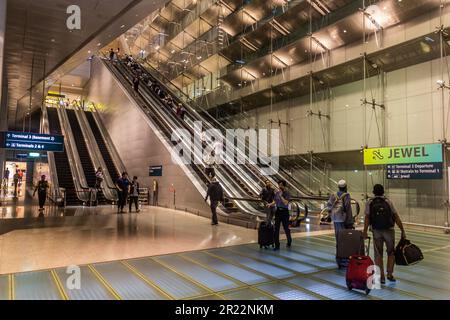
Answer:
[258,222,275,249]
[336,229,365,269]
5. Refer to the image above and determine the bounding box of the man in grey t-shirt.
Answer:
[363,184,406,284]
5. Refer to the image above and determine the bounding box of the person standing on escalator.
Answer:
[133,76,140,96]
[109,48,115,60]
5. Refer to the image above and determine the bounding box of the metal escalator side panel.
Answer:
[42,105,61,200]
[111,60,263,217]
[56,107,90,202]
[85,111,121,182]
[89,110,127,176]
[74,109,117,202]
[46,108,80,205]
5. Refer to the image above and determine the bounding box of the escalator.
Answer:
[134,59,328,214]
[104,57,322,222]
[46,108,81,206]
[102,59,265,223]
[85,111,120,180]
[65,110,107,204]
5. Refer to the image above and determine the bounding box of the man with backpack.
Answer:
[363,184,406,284]
[327,180,354,240]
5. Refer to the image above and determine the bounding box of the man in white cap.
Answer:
[326,179,354,240]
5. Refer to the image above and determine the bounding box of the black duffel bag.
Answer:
[395,238,424,266]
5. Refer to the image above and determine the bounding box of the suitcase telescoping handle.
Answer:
[363,236,371,256]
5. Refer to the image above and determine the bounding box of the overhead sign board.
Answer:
[1,131,65,152]
[364,143,443,166]
[387,163,443,180]
[149,165,163,177]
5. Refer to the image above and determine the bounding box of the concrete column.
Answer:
[0,0,7,180]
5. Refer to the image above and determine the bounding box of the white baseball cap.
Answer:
[338,180,347,188]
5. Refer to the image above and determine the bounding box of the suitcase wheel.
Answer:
[346,281,352,291]
[365,288,371,295]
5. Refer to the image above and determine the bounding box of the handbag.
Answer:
[395,238,424,266]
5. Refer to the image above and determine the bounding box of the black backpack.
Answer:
[369,197,395,230]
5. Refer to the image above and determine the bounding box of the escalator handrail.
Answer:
[136,59,316,200]
[73,107,118,202]
[127,58,320,211]
[142,59,336,198]
[112,59,266,215]
[103,58,263,217]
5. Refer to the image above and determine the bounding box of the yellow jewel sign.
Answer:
[364,143,443,166]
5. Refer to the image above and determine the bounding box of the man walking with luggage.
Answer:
[260,180,275,223]
[327,180,354,240]
[363,184,406,284]
[205,177,224,226]
[327,180,355,268]
[270,180,292,251]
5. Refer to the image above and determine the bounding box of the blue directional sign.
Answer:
[149,165,163,177]
[1,131,65,152]
[387,163,443,180]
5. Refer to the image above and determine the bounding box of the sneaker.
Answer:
[380,278,386,285]
[211,222,218,226]
[387,275,397,282]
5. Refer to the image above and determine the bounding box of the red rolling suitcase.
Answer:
[346,238,374,295]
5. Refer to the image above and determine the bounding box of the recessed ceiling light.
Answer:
[88,50,91,54]
[343,30,347,33]
[97,43,102,46]
[120,24,126,28]
[51,38,55,42]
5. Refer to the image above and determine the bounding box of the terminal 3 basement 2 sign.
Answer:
[364,143,443,180]
[0,131,65,152]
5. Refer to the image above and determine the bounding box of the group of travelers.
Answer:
[114,171,141,214]
[109,48,121,61]
[122,55,187,121]
[258,177,406,282]
[94,167,141,213]
[2,168,24,198]
[325,180,406,283]
[259,179,292,251]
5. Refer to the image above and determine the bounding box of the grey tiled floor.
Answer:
[1,229,449,300]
